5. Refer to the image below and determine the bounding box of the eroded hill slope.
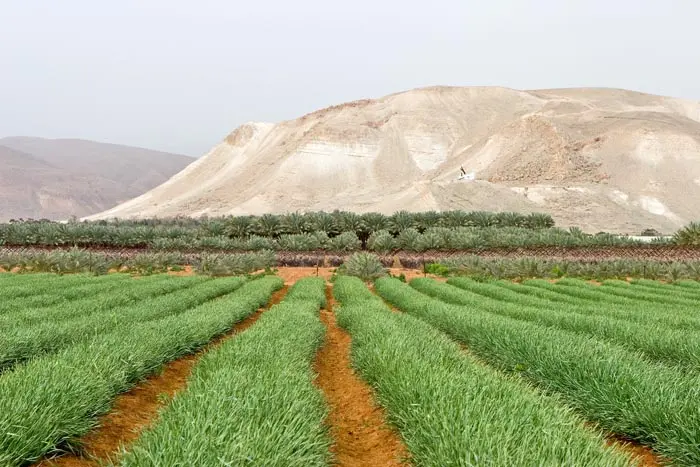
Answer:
[88,86,700,233]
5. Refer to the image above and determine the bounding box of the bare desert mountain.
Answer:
[87,86,700,233]
[0,137,192,221]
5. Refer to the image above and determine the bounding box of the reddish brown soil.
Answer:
[387,268,445,282]
[34,286,289,467]
[1,266,22,273]
[166,265,195,276]
[2,265,447,283]
[314,285,410,466]
[276,266,335,284]
[273,267,440,286]
[605,435,665,467]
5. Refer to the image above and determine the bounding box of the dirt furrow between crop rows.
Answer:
[314,285,409,467]
[35,286,289,467]
[604,434,663,466]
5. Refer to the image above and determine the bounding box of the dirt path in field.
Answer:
[34,286,289,467]
[314,285,410,467]
[273,267,434,286]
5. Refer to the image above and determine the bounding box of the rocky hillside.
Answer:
[87,86,700,233]
[0,137,192,221]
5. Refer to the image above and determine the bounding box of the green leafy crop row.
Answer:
[0,276,282,466]
[414,278,700,371]
[376,277,700,465]
[333,276,631,466]
[0,276,237,372]
[117,277,330,466]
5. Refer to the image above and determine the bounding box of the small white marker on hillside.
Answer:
[458,166,476,181]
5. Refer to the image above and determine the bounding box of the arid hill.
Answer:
[87,87,700,233]
[0,137,192,221]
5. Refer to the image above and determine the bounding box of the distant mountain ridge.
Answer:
[0,137,193,221]
[87,86,700,234]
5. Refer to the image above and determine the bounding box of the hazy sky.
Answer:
[1,0,699,156]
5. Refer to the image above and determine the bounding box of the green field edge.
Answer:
[376,277,699,465]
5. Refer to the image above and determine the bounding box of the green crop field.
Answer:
[0,271,698,465]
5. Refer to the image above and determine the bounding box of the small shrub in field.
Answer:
[425,263,450,277]
[339,253,387,282]
[388,272,407,282]
[550,264,568,278]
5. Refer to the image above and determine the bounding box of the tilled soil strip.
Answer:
[604,434,664,467]
[314,285,409,467]
[374,289,664,466]
[34,286,289,467]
